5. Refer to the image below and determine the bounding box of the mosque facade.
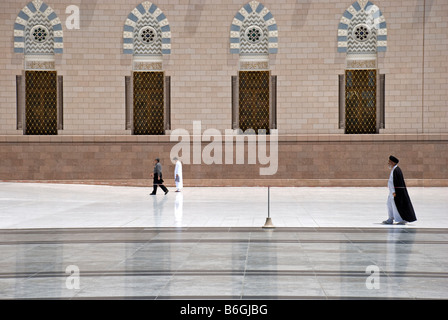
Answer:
[0,0,447,186]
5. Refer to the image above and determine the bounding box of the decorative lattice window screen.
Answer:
[133,71,165,135]
[345,69,377,134]
[238,71,270,134]
[25,71,58,135]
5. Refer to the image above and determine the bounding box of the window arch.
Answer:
[229,1,278,55]
[14,1,63,136]
[230,1,278,134]
[14,0,63,54]
[123,1,171,55]
[337,0,387,54]
[337,1,388,134]
[123,2,171,135]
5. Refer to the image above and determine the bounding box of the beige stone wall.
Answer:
[422,0,448,132]
[0,0,447,135]
[379,0,448,134]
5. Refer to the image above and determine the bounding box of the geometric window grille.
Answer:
[138,26,157,44]
[345,69,377,134]
[25,71,58,135]
[245,26,263,44]
[238,71,270,134]
[30,25,50,43]
[133,71,165,135]
[352,24,371,42]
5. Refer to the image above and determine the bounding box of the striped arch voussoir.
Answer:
[123,1,171,55]
[230,0,278,55]
[14,0,63,54]
[337,0,387,53]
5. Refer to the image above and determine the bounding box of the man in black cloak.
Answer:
[382,156,417,225]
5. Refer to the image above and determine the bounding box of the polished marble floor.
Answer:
[0,183,447,229]
[0,183,447,299]
[1,227,448,299]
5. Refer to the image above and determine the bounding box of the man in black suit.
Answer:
[150,158,169,195]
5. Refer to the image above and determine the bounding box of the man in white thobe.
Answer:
[383,157,405,224]
[173,157,183,192]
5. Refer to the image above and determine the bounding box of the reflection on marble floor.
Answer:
[1,183,447,299]
[1,227,448,299]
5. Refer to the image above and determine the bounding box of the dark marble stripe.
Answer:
[3,269,448,279]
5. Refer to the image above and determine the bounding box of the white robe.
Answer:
[174,160,183,190]
[387,165,403,223]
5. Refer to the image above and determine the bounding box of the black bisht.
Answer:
[393,166,417,222]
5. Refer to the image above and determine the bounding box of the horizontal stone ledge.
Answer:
[2,179,447,187]
[0,133,447,144]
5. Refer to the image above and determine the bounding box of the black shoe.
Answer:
[165,190,169,195]
[150,192,156,195]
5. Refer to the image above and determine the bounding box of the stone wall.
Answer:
[1,134,447,187]
[0,0,447,135]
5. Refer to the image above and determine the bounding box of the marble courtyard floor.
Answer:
[0,183,447,299]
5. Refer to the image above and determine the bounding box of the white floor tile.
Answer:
[0,183,446,229]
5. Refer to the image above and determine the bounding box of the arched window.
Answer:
[230,1,278,134]
[14,0,64,135]
[123,2,171,135]
[338,0,387,134]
